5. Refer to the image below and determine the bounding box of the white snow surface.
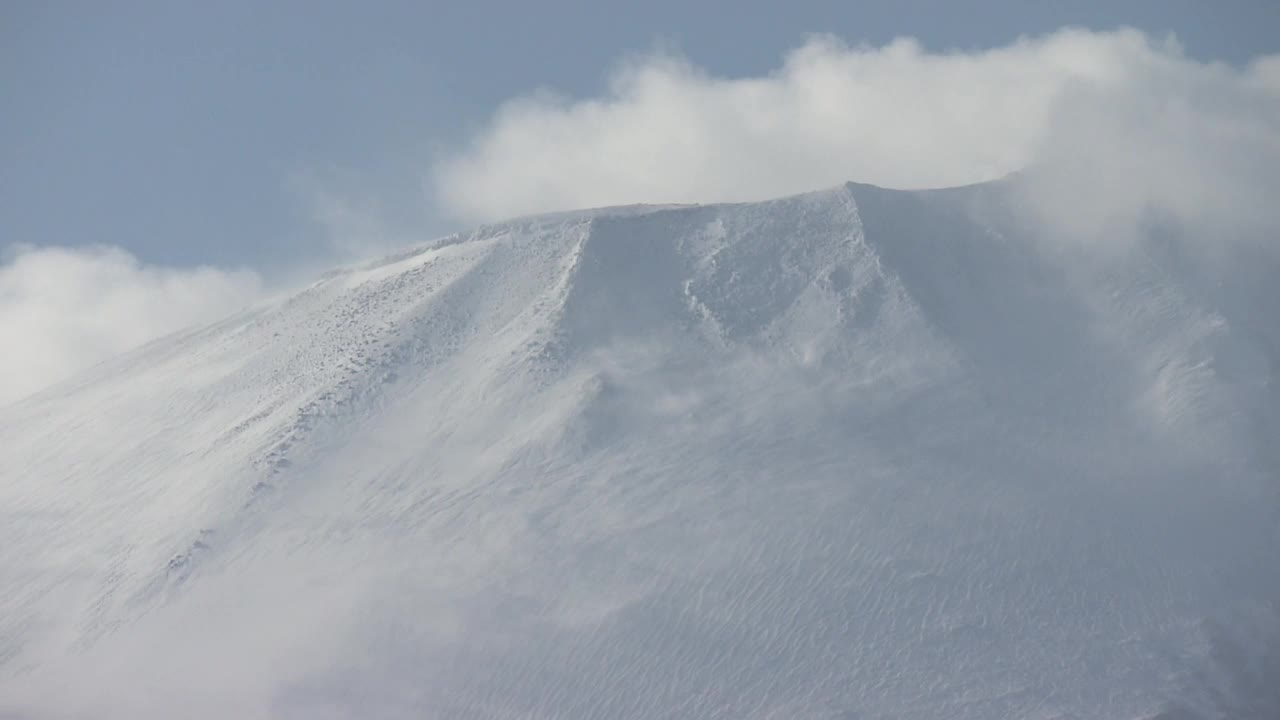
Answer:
[1,182,1278,719]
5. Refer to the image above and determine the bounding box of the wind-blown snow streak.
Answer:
[1,182,1277,719]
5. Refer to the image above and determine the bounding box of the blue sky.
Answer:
[4,0,1278,272]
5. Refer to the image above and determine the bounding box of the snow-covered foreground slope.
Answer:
[1,182,1278,719]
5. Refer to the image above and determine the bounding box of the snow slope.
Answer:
[1,182,1278,719]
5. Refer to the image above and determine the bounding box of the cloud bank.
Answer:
[8,29,1278,406]
[434,28,1280,242]
[0,245,262,406]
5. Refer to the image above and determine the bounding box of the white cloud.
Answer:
[433,28,1280,244]
[9,29,1276,409]
[0,245,262,406]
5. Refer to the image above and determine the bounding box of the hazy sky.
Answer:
[4,1,1278,271]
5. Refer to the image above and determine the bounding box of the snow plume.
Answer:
[288,171,429,264]
[434,28,1280,246]
[0,245,262,406]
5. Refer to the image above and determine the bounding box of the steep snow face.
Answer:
[1,183,1277,719]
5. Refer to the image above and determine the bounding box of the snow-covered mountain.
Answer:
[1,181,1277,719]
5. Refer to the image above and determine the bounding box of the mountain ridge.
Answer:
[1,179,1277,719]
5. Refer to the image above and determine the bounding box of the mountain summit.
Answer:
[2,182,1277,719]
